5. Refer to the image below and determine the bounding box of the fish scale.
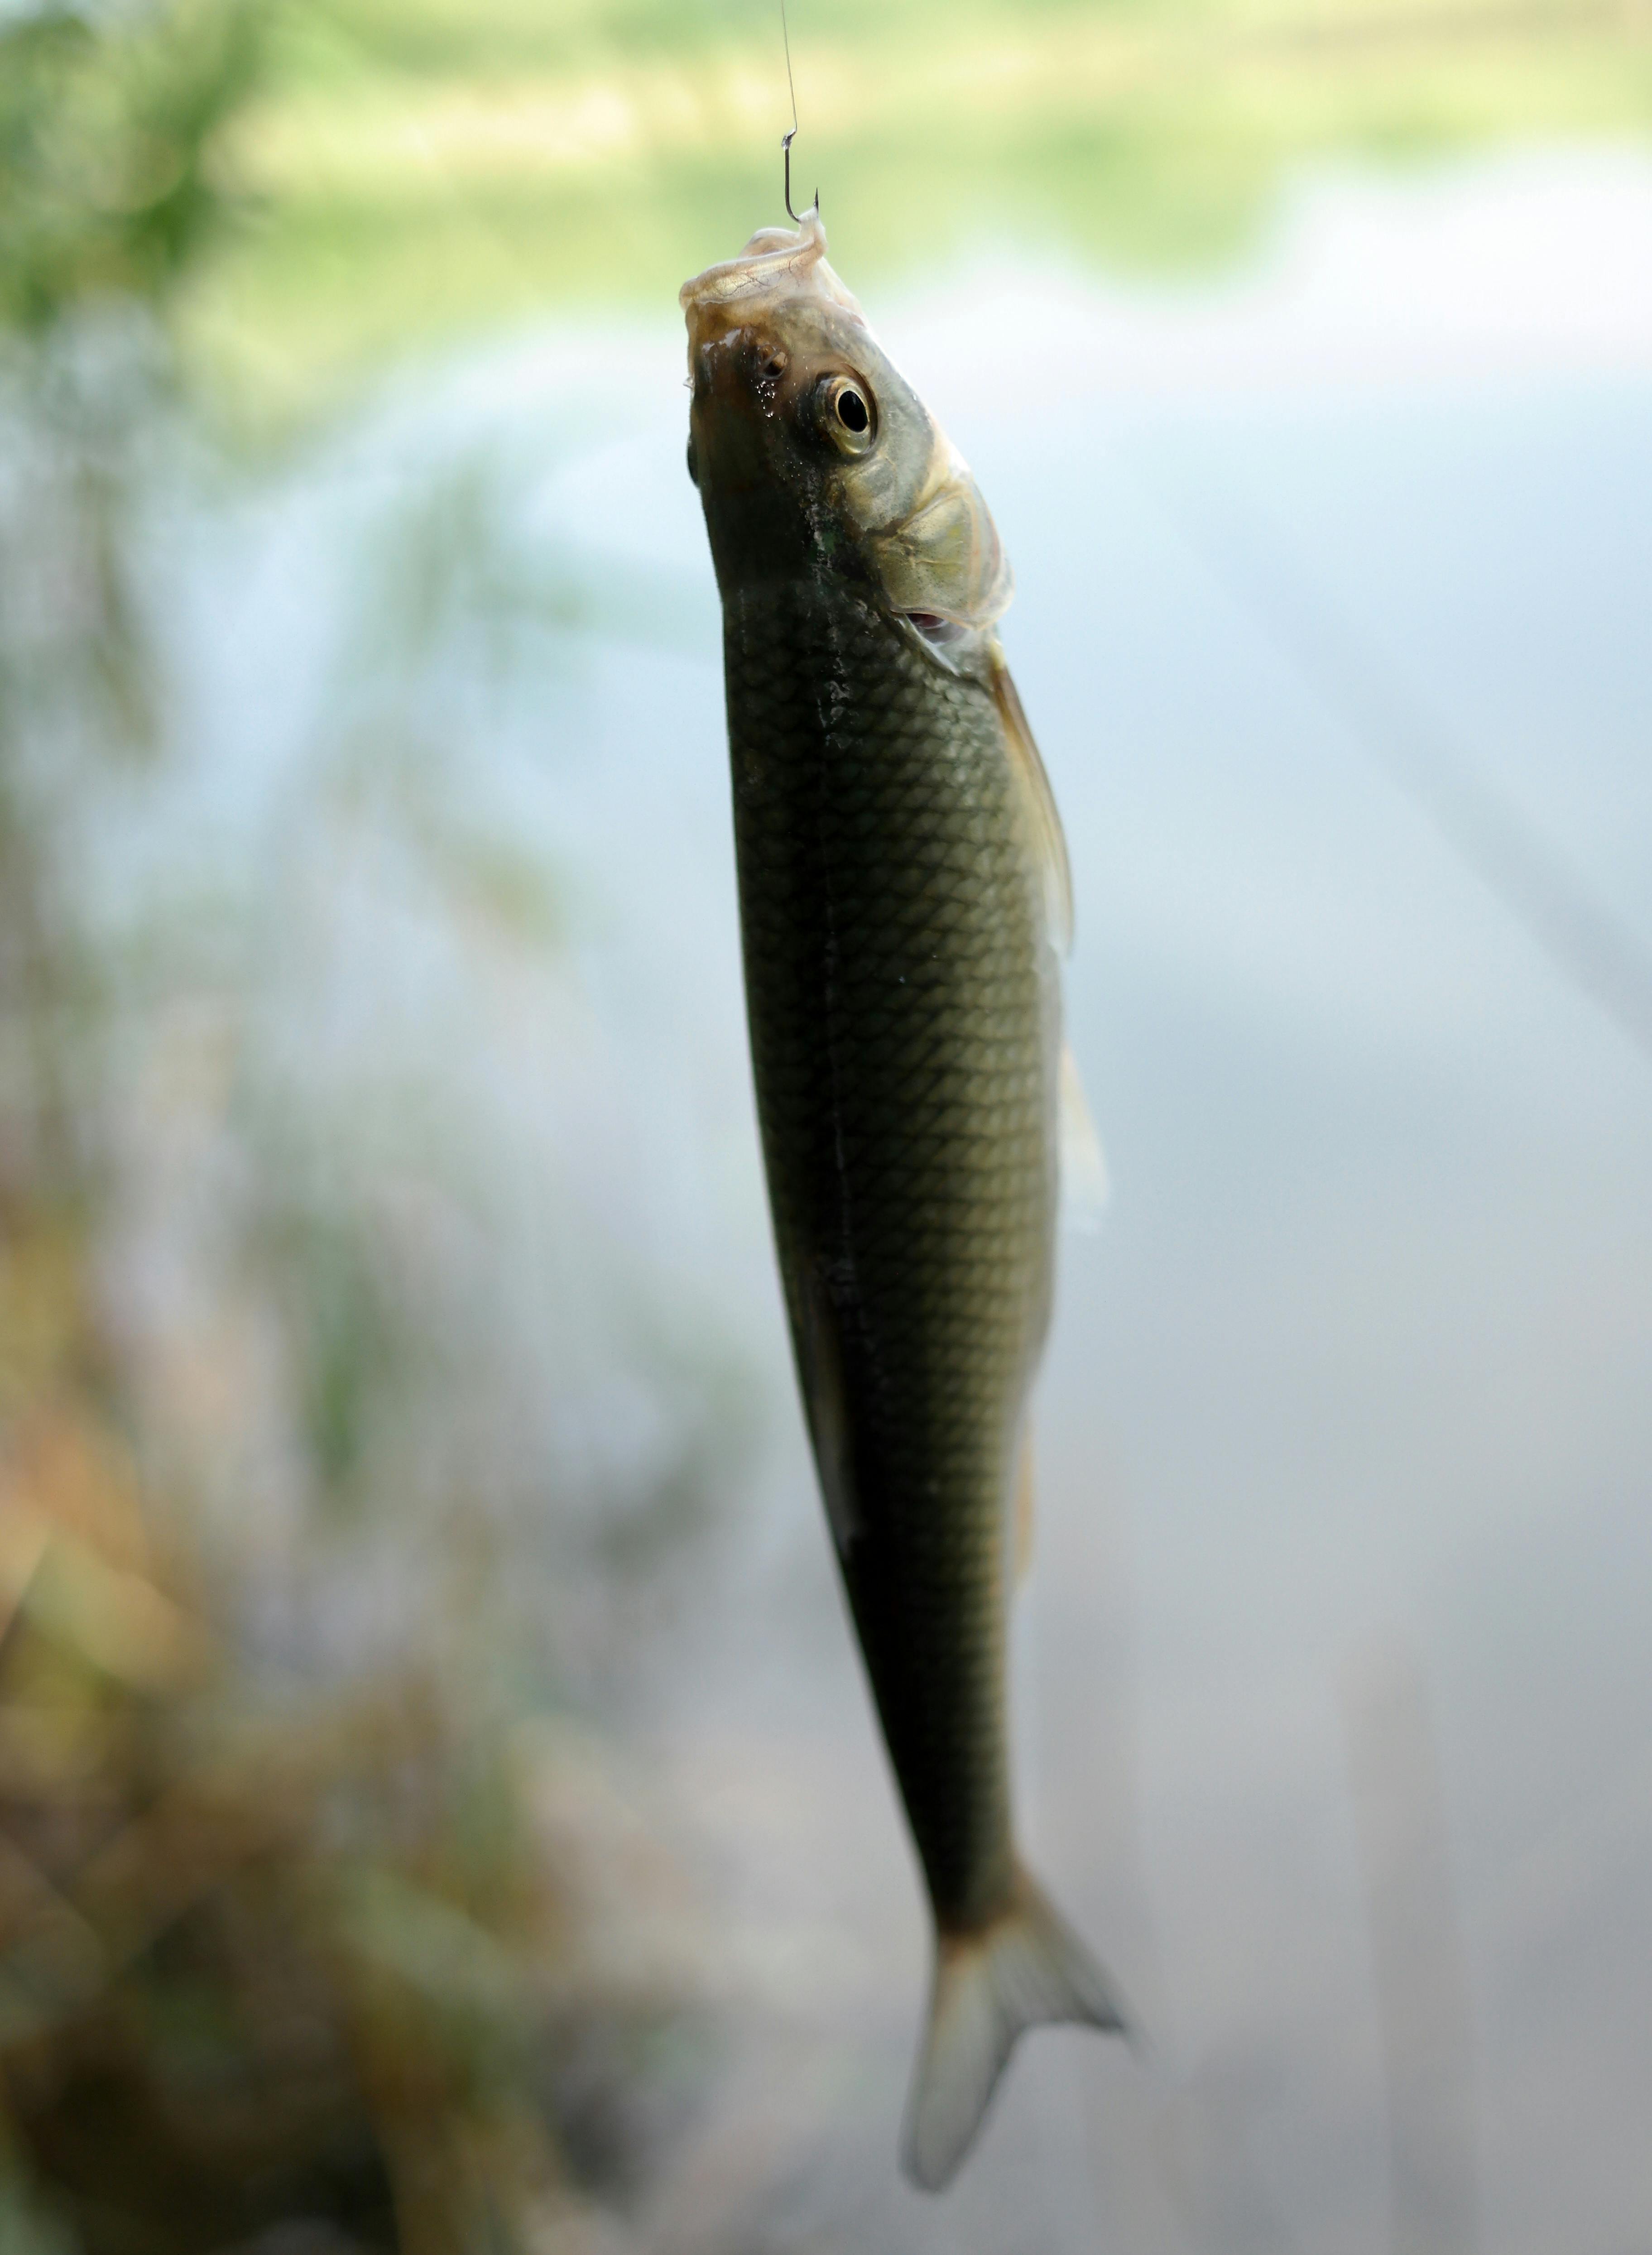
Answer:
[726,575,1053,1927]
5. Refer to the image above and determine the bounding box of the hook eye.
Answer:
[815,374,875,455]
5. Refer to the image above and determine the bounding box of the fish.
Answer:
[680,211,1126,2190]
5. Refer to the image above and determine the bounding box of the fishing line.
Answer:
[779,0,817,224]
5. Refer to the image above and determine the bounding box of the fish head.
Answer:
[681,215,1011,641]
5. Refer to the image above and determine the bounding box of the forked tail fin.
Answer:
[902,1864,1129,2192]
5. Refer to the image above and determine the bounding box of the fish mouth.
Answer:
[679,211,863,359]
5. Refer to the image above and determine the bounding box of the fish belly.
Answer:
[724,576,1059,1932]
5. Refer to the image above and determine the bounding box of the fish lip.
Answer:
[680,211,864,358]
[679,213,826,318]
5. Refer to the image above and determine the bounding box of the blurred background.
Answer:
[1,0,1649,2248]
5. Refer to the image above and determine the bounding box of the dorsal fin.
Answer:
[988,646,1073,955]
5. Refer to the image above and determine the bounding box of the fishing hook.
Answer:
[780,0,817,223]
[782,128,817,226]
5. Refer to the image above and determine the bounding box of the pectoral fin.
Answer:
[989,648,1073,956]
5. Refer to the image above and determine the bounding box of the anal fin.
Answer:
[1060,1043,1110,1233]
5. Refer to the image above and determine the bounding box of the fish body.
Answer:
[681,216,1124,2188]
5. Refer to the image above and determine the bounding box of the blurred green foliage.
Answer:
[0,0,264,331]
[7,0,1648,415]
[200,0,1652,414]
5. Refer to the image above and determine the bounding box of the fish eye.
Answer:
[815,374,876,455]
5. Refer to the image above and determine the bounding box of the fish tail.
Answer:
[901,1863,1129,2192]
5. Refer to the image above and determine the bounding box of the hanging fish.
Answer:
[681,209,1125,2191]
